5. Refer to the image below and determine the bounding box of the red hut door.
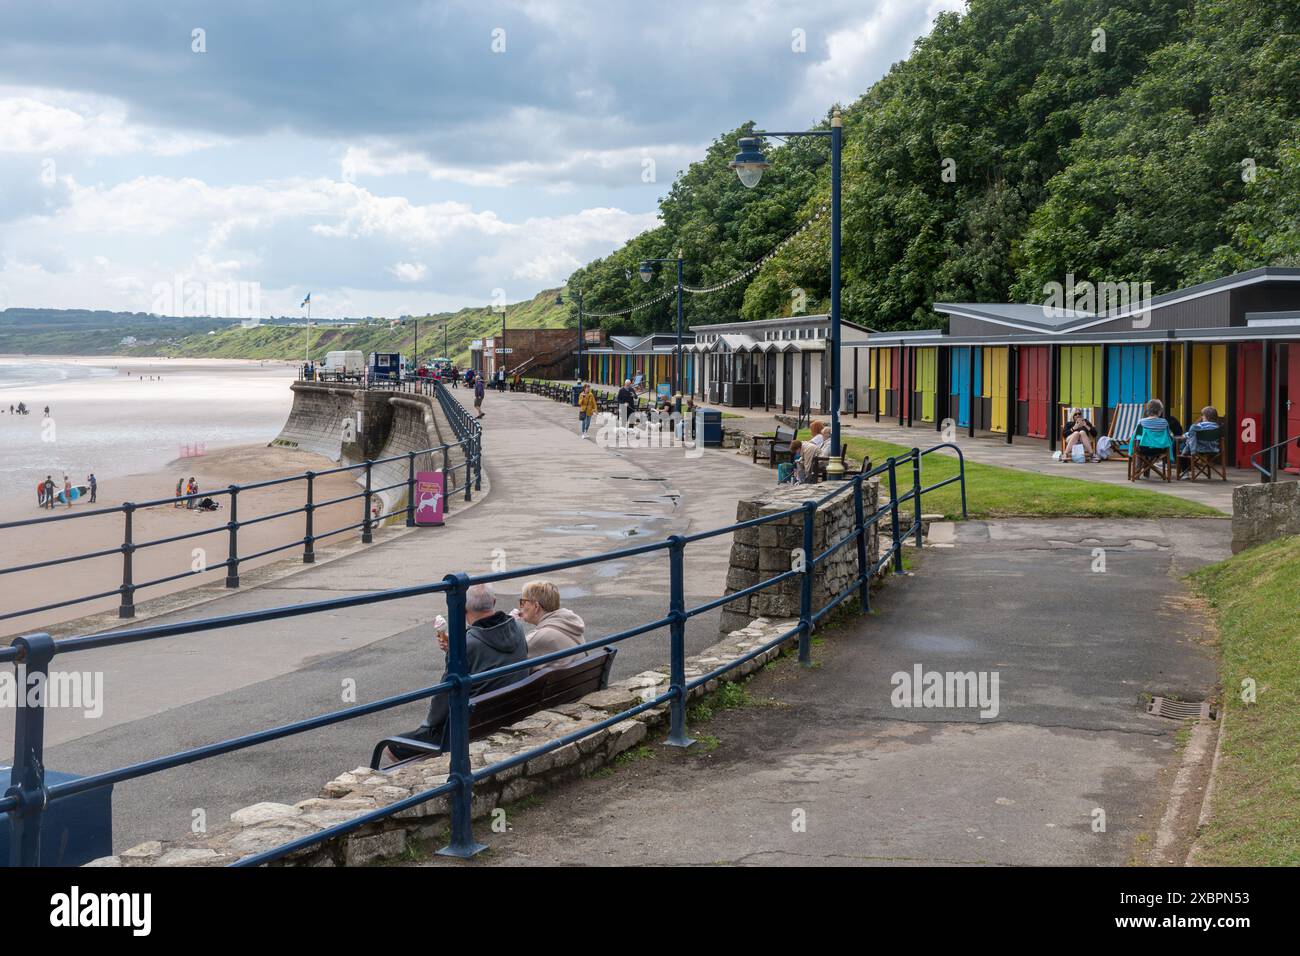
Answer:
[1017,346,1049,438]
[1235,343,1264,469]
[1288,343,1300,471]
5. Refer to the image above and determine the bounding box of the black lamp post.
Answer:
[639,252,686,395]
[731,108,844,477]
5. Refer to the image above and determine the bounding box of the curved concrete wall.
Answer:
[272,383,467,526]
[272,382,359,463]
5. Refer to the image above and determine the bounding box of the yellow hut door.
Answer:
[984,347,1009,433]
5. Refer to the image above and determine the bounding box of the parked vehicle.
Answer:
[322,350,364,381]
[368,351,406,382]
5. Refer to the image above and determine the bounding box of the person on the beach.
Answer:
[36,478,44,507]
[63,476,72,508]
[175,477,185,507]
[88,473,97,503]
[186,477,198,509]
[43,475,55,509]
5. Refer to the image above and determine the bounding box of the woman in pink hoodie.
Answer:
[515,580,586,671]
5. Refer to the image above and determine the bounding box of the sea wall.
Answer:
[272,383,467,522]
[1232,480,1300,553]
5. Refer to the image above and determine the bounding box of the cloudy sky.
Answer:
[0,0,962,319]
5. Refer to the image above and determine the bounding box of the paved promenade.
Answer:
[419,515,1228,867]
[13,388,777,850]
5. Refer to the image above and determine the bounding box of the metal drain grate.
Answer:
[1147,697,1215,720]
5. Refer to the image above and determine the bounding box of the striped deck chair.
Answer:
[1059,406,1095,457]
[1103,403,1143,461]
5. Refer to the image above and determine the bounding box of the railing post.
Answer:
[910,448,923,548]
[474,429,482,491]
[463,440,472,502]
[303,472,316,563]
[405,452,416,528]
[799,499,816,666]
[119,503,136,618]
[438,572,486,858]
[886,457,904,574]
[853,474,870,611]
[665,535,695,748]
[225,485,240,587]
[6,632,55,866]
[361,460,374,543]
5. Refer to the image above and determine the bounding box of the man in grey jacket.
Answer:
[385,583,527,761]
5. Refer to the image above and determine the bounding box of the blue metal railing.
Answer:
[0,382,479,627]
[2,426,963,867]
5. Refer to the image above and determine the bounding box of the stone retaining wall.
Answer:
[87,617,799,867]
[1232,480,1300,552]
[718,481,880,636]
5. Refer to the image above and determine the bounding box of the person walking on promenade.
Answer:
[88,473,97,503]
[616,379,636,426]
[578,382,597,439]
[474,374,486,418]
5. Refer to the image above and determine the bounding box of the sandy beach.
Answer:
[0,357,374,637]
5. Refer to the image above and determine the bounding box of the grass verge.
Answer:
[1187,535,1300,865]
[780,431,1221,520]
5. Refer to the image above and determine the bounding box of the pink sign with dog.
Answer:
[414,470,445,526]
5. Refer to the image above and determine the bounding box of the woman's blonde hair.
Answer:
[520,580,560,613]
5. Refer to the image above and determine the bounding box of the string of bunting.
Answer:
[577,203,829,319]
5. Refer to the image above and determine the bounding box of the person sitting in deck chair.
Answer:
[383,583,527,762]
[1130,399,1175,477]
[1178,406,1221,479]
[1061,410,1098,463]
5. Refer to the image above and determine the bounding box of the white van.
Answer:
[322,350,364,381]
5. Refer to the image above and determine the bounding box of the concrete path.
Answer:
[11,389,778,851]
[417,516,1227,867]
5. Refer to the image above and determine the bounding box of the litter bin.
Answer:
[700,408,723,448]
[0,767,113,866]
[571,384,582,406]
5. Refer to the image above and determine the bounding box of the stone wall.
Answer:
[719,481,880,636]
[86,617,799,867]
[272,382,359,462]
[1232,480,1300,553]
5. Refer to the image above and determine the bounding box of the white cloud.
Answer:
[388,261,427,282]
[0,87,223,156]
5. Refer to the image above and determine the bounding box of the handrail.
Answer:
[1250,431,1300,482]
[0,382,481,626]
[0,395,961,867]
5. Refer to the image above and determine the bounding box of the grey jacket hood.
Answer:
[468,611,525,654]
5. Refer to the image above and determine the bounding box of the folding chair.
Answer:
[1183,425,1227,481]
[1127,424,1175,482]
[1103,403,1142,461]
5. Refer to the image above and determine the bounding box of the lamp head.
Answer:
[729,136,769,189]
[638,261,654,284]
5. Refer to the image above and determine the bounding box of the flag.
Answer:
[300,292,311,308]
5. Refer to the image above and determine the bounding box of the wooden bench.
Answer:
[753,425,796,467]
[369,646,617,771]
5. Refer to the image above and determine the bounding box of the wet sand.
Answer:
[0,443,373,638]
[0,356,381,637]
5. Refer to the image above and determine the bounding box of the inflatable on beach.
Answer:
[55,485,91,505]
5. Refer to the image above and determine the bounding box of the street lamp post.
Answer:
[639,251,686,395]
[730,108,844,478]
[556,288,585,380]
[400,315,420,376]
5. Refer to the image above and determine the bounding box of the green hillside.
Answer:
[564,0,1300,336]
[145,287,569,366]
